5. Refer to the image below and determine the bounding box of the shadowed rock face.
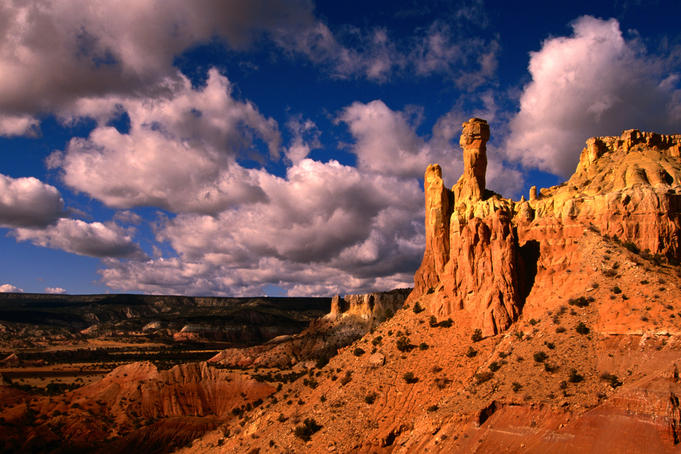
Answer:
[210,289,410,369]
[411,121,681,336]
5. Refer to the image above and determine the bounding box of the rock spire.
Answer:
[410,122,681,337]
[453,117,489,203]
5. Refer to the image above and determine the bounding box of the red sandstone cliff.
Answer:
[410,119,681,336]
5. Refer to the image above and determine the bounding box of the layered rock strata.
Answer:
[410,121,681,336]
[531,129,681,260]
[329,289,409,322]
[210,289,409,368]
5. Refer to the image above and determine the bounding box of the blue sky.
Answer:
[1,0,680,296]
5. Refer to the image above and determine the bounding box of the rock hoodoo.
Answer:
[412,118,524,336]
[453,118,489,204]
[410,120,681,336]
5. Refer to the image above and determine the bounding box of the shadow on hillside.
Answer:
[519,240,540,303]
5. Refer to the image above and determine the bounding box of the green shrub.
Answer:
[489,361,501,372]
[568,369,584,383]
[474,371,493,384]
[612,286,622,294]
[544,363,558,373]
[403,372,419,384]
[429,316,438,327]
[396,337,415,352]
[427,405,438,412]
[419,343,429,350]
[436,318,453,328]
[353,347,365,357]
[372,336,382,346]
[471,329,483,342]
[511,382,522,392]
[294,418,322,441]
[413,302,425,314]
[465,347,477,358]
[533,351,548,363]
[364,392,378,404]
[434,377,451,389]
[568,296,593,307]
[575,322,590,335]
[600,372,622,388]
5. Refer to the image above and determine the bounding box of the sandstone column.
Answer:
[424,164,451,276]
[453,118,490,203]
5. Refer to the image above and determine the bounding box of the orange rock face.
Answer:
[414,164,452,293]
[543,129,681,260]
[453,117,489,203]
[442,210,522,336]
[412,118,525,335]
[411,122,681,336]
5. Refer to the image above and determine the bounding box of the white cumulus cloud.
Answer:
[0,0,499,134]
[50,70,278,214]
[0,0,319,126]
[96,98,522,296]
[13,219,145,259]
[0,284,23,293]
[505,16,681,176]
[0,174,64,228]
[45,287,67,294]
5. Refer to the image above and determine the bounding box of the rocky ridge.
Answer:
[0,290,407,452]
[186,121,681,453]
[411,120,681,336]
[209,289,409,369]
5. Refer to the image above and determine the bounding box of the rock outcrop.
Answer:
[452,118,489,204]
[328,289,409,322]
[176,124,681,454]
[412,118,525,335]
[530,129,681,260]
[410,122,681,336]
[210,289,409,369]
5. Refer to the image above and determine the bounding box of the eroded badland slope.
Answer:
[0,290,408,453]
[182,122,681,453]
